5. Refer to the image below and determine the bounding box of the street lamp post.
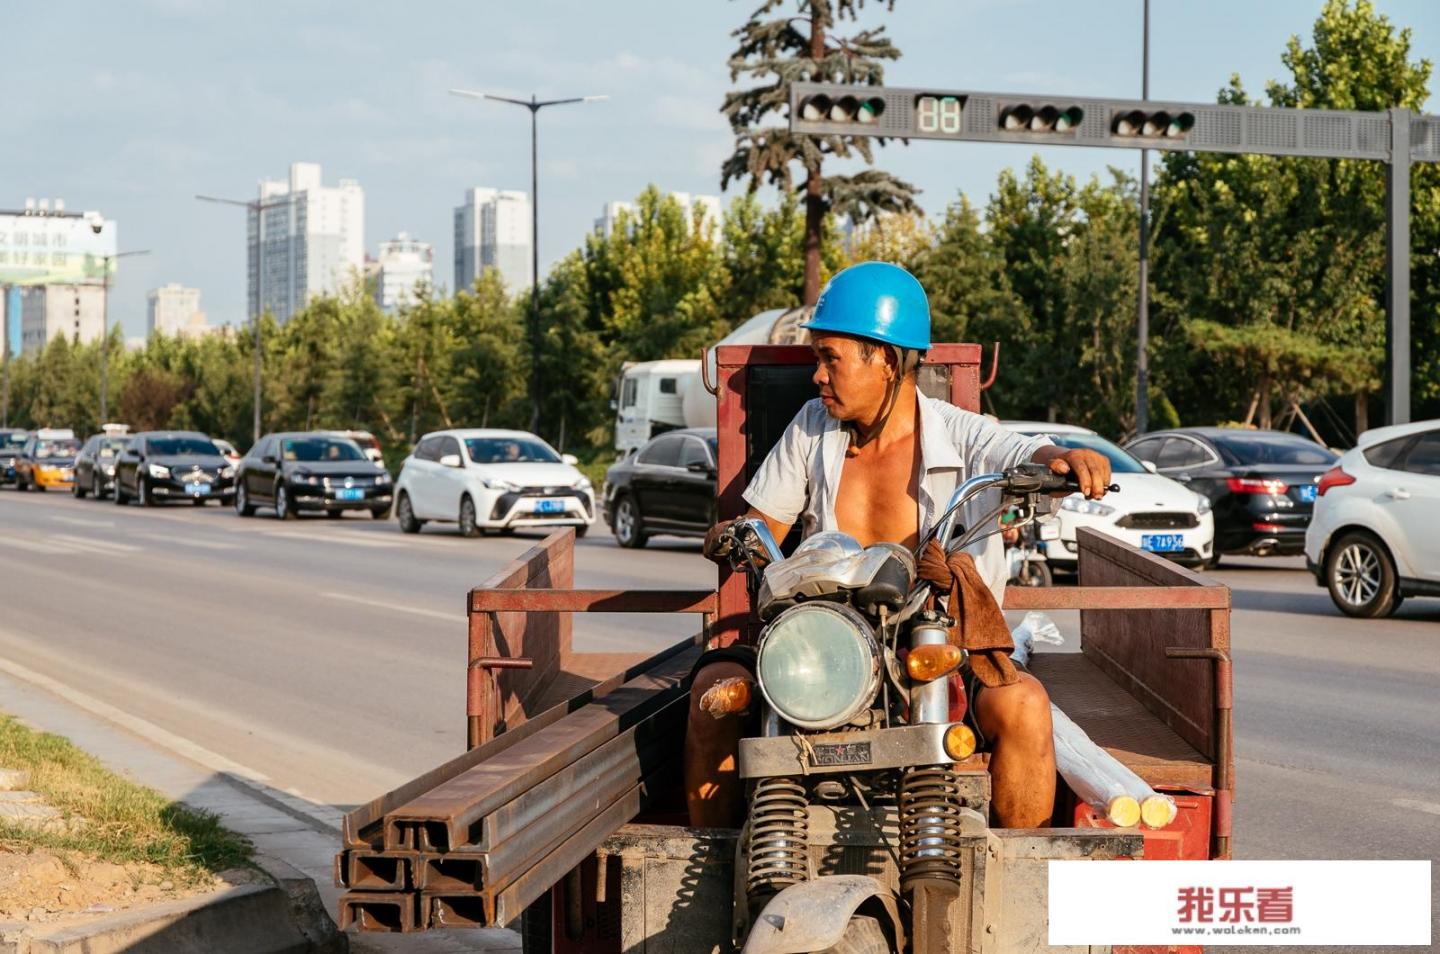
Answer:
[1135,0,1151,436]
[449,88,607,433]
[98,249,151,424]
[196,193,289,444]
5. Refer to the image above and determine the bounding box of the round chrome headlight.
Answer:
[756,602,881,730]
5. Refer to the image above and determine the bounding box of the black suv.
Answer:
[113,431,235,506]
[0,429,27,486]
[235,432,393,520]
[601,428,717,548]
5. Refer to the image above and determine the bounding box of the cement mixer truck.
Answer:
[613,306,813,454]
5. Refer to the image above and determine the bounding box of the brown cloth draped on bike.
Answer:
[917,539,1019,688]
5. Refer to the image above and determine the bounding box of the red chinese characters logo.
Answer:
[1177,886,1293,923]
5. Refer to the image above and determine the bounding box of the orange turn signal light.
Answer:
[906,644,964,682]
[943,724,977,760]
[700,677,752,718]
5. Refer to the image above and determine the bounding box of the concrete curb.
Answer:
[0,856,346,954]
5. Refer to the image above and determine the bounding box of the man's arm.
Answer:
[1030,444,1112,500]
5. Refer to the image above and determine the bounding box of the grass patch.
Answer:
[0,713,251,883]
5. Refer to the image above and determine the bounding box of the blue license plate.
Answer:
[1141,533,1184,553]
[336,488,365,501]
[1298,484,1317,503]
[535,499,564,514]
[190,483,211,496]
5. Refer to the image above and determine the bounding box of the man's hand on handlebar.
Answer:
[702,519,737,564]
[1043,447,1113,500]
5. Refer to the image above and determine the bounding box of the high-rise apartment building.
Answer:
[454,188,531,294]
[594,192,722,237]
[20,284,105,354]
[374,232,434,313]
[147,283,213,338]
[248,162,364,323]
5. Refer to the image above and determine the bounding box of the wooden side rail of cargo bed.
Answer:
[466,527,716,748]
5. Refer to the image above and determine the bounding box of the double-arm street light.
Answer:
[196,193,291,444]
[448,88,607,432]
[98,248,151,424]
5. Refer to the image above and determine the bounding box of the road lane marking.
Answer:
[1392,798,1440,816]
[0,653,344,832]
[4,537,71,555]
[52,533,139,554]
[272,530,401,548]
[50,515,114,528]
[133,531,240,551]
[321,591,463,622]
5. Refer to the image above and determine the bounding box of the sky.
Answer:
[2,0,1436,338]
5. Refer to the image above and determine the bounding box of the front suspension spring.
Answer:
[746,775,809,900]
[899,764,964,888]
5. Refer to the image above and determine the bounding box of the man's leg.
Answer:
[684,661,754,828]
[973,672,1056,828]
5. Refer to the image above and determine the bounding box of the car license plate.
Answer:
[1298,484,1317,503]
[1141,533,1184,553]
[336,488,365,501]
[190,483,211,496]
[534,498,565,514]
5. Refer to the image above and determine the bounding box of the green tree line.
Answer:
[4,0,1435,456]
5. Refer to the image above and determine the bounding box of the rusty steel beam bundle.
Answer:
[384,648,697,852]
[344,633,699,850]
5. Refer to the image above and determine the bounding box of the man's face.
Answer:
[811,333,892,422]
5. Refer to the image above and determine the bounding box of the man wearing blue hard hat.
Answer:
[686,260,1112,831]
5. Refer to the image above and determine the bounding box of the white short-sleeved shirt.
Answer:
[742,395,1052,604]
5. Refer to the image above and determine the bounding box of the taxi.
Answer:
[15,428,80,492]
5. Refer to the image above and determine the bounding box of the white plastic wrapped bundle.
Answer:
[1050,703,1177,829]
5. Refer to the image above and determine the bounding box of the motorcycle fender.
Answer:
[740,874,902,954]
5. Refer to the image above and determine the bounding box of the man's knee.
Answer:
[976,672,1053,748]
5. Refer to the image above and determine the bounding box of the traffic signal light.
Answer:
[998,103,1084,134]
[1111,108,1195,139]
[797,93,885,125]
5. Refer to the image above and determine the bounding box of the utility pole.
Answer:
[1135,0,1151,436]
[98,249,151,424]
[449,88,607,434]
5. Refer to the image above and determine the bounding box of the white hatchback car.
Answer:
[1304,420,1440,617]
[1004,422,1215,570]
[394,429,595,537]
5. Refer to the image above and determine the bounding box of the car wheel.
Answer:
[73,475,86,498]
[138,478,153,506]
[396,492,422,534]
[275,483,295,520]
[1206,552,1222,569]
[235,483,255,517]
[114,475,130,505]
[458,495,481,538]
[1326,532,1402,618]
[93,473,107,500]
[613,495,647,549]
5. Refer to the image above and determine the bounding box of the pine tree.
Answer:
[722,0,919,303]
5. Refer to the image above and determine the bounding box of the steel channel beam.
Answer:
[423,892,490,929]
[343,850,418,892]
[347,633,700,848]
[490,781,646,926]
[385,647,697,851]
[337,891,420,933]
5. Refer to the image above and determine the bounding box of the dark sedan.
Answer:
[73,433,130,499]
[235,432,393,520]
[0,429,27,486]
[602,428,716,548]
[1125,427,1337,560]
[113,431,236,506]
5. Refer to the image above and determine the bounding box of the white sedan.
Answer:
[1004,422,1215,570]
[394,428,595,537]
[1304,419,1440,617]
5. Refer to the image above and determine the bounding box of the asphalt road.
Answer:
[2,488,1436,940]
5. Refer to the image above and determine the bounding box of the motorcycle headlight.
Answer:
[147,463,170,479]
[1060,494,1115,518]
[756,603,881,730]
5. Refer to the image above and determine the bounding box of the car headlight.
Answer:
[220,466,235,478]
[756,603,881,730]
[483,477,521,492]
[1195,493,1212,516]
[148,463,170,479]
[104,465,115,476]
[375,472,391,485]
[1060,494,1115,518]
[294,470,318,486]
[573,476,592,491]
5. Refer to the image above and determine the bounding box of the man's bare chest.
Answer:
[834,439,921,547]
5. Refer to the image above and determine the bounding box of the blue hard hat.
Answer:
[802,261,931,352]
